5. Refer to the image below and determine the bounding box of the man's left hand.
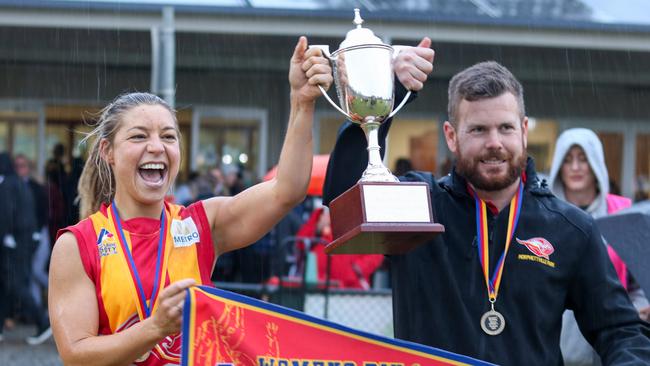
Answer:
[394,37,435,91]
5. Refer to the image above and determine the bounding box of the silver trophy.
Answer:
[311,8,411,183]
[312,9,442,255]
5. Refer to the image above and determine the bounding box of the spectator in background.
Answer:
[235,205,304,285]
[65,156,84,223]
[14,155,47,230]
[210,166,226,196]
[173,171,198,207]
[190,166,238,283]
[296,207,383,289]
[0,152,15,339]
[47,143,67,192]
[548,128,649,366]
[393,158,413,177]
[195,167,226,201]
[0,152,51,345]
[46,159,66,248]
[222,163,245,196]
[209,165,243,283]
[14,154,49,308]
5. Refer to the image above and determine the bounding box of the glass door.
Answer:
[596,131,625,195]
[0,102,46,177]
[191,107,268,187]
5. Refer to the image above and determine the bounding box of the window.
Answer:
[316,116,439,175]
[527,118,558,175]
[597,131,624,195]
[386,118,438,175]
[197,117,260,184]
[0,110,40,162]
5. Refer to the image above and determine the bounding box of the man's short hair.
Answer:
[447,61,525,126]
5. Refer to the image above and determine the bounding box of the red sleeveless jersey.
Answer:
[59,201,215,366]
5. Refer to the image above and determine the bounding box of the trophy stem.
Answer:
[360,120,399,182]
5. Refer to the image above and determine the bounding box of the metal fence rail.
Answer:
[213,281,394,337]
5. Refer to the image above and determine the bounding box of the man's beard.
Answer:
[456,144,527,192]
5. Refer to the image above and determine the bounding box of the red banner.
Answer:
[181,286,492,366]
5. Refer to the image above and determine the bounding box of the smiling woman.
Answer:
[47,36,333,366]
[77,94,181,220]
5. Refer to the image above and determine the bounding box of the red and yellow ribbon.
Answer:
[473,180,524,302]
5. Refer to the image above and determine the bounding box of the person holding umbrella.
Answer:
[548,127,650,365]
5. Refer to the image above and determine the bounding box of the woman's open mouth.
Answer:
[138,162,167,188]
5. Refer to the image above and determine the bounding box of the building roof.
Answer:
[3,0,650,52]
[5,0,650,31]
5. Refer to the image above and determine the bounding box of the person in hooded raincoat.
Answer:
[548,128,650,366]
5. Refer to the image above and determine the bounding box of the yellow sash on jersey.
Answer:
[89,203,205,333]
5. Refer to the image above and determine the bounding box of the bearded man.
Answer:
[323,60,650,365]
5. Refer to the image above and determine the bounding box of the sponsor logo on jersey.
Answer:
[97,228,118,257]
[171,217,200,248]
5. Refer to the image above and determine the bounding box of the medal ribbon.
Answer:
[110,201,168,319]
[473,180,523,303]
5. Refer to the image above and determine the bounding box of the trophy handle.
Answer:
[317,85,352,120]
[309,45,353,120]
[387,45,412,119]
[388,90,411,119]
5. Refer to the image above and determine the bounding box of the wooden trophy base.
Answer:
[326,182,444,254]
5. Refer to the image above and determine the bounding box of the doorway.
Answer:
[191,107,268,184]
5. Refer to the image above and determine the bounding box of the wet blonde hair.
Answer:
[78,92,177,219]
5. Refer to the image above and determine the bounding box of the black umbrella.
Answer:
[596,201,650,296]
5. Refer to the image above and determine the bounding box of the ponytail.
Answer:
[78,135,114,218]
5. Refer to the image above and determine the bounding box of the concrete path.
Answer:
[0,324,61,366]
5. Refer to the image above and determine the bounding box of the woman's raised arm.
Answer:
[203,36,332,256]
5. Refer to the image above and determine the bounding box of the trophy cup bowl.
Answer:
[311,41,411,183]
[333,44,395,124]
[311,9,444,255]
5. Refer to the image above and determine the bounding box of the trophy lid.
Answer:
[339,8,385,49]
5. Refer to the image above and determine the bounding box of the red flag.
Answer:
[181,286,492,366]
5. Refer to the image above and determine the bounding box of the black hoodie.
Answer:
[0,152,37,244]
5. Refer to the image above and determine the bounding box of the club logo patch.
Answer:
[171,217,200,248]
[516,237,556,268]
[97,228,118,257]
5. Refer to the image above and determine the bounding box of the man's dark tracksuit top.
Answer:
[322,120,650,365]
